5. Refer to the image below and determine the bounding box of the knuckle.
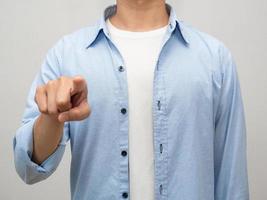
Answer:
[35,85,43,95]
[47,80,53,85]
[59,76,71,84]
[48,109,57,115]
[58,76,66,82]
[39,106,47,113]
[47,106,58,114]
[56,99,68,107]
[47,80,56,88]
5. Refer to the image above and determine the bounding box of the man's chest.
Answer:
[61,42,213,110]
[66,40,216,187]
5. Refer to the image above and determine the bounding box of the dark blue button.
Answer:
[118,65,124,72]
[121,150,127,157]
[122,192,128,198]
[121,108,127,114]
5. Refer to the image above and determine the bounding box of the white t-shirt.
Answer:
[106,18,168,200]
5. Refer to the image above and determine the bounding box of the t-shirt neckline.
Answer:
[106,18,168,39]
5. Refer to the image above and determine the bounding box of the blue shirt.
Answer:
[13,3,249,200]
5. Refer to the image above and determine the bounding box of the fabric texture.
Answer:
[107,18,168,200]
[13,3,249,200]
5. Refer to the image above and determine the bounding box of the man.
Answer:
[13,0,249,200]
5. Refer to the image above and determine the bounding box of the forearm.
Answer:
[32,113,64,165]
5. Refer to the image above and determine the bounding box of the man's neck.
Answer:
[109,0,169,32]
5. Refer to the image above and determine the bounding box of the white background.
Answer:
[0,0,266,199]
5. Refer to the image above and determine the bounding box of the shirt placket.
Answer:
[104,22,174,199]
[153,23,174,200]
[104,33,130,199]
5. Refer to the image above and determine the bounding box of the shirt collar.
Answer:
[86,3,190,48]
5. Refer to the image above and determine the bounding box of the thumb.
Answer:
[58,100,91,122]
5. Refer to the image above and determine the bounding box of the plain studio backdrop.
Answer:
[0,0,266,199]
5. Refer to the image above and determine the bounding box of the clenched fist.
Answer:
[34,75,91,123]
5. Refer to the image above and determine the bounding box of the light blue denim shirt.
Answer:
[13,3,249,200]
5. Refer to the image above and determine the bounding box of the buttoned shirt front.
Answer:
[13,3,249,200]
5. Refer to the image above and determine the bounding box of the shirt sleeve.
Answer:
[12,38,70,185]
[213,44,249,200]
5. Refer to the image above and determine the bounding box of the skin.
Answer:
[110,0,169,31]
[32,76,90,164]
[32,0,169,165]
